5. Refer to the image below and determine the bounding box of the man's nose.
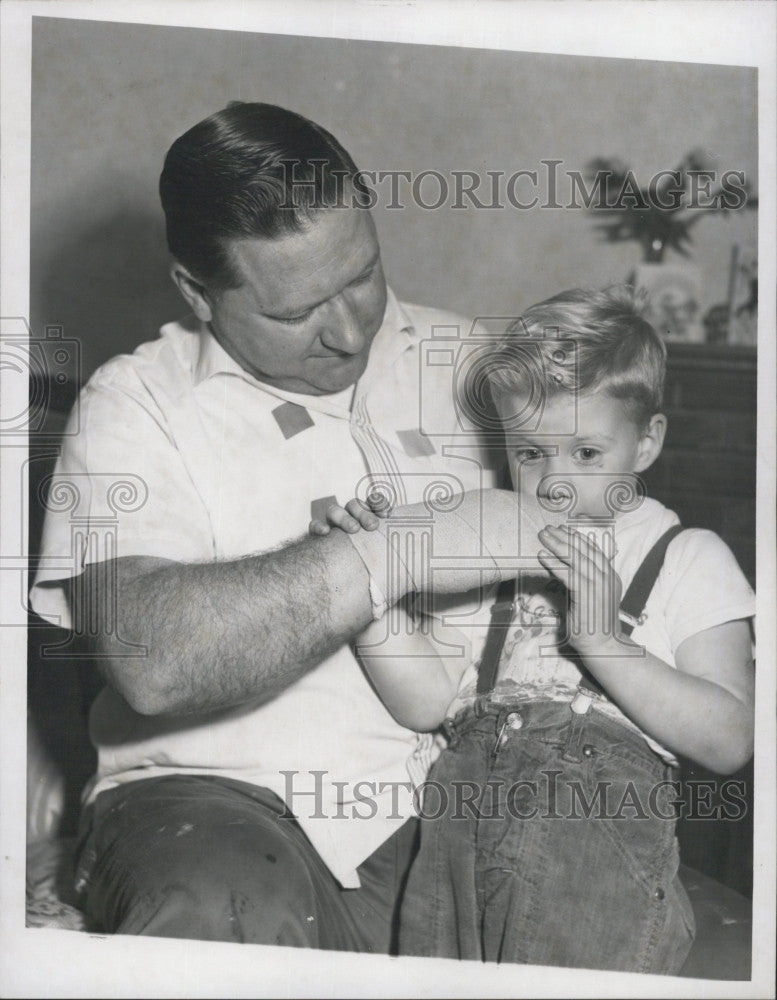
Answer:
[319,296,366,355]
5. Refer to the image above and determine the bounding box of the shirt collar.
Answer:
[356,287,415,396]
[193,318,250,385]
[192,286,416,400]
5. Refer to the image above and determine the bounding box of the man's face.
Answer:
[201,206,387,395]
[496,390,659,520]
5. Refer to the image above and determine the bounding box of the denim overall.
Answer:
[400,527,695,972]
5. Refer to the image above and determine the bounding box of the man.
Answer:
[30,102,519,950]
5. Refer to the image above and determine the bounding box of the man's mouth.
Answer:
[316,349,364,361]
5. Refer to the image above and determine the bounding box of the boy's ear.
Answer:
[634,413,667,473]
[170,262,214,323]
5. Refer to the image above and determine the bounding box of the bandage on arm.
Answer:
[346,488,546,617]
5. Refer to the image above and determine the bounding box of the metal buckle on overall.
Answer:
[473,694,492,718]
[619,609,647,630]
[441,716,461,748]
[570,689,595,715]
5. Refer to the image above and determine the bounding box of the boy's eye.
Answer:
[575,447,601,463]
[515,447,545,463]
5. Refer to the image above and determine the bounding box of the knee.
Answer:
[114,834,322,946]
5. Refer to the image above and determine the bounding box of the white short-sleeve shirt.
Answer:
[30,289,497,887]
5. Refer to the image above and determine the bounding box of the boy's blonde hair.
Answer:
[487,285,666,430]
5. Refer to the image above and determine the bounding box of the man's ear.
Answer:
[169,262,213,323]
[634,413,667,473]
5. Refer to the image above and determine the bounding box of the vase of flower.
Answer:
[584,150,756,341]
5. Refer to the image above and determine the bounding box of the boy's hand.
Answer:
[538,525,623,655]
[309,498,384,536]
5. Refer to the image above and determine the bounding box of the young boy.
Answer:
[311,286,755,973]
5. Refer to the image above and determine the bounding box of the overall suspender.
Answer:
[476,524,685,704]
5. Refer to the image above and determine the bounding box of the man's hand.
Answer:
[538,524,623,655]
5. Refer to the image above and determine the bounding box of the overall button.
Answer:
[653,887,665,901]
[492,711,524,757]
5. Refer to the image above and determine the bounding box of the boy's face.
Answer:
[495,390,665,520]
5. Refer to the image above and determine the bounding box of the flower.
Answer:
[584,151,757,263]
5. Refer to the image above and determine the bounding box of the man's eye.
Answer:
[352,264,376,286]
[275,310,312,325]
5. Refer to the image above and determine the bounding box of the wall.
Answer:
[31,17,757,378]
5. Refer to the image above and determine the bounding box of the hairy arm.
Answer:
[79,488,532,718]
[78,530,374,717]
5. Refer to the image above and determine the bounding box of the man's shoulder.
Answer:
[85,316,199,396]
[398,300,473,339]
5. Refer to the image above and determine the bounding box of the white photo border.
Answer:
[1,2,775,997]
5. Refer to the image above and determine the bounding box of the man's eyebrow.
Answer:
[265,253,381,320]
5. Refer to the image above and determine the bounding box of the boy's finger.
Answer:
[309,519,331,536]
[566,532,608,586]
[541,528,604,588]
[538,549,564,578]
[567,529,613,576]
[538,526,572,562]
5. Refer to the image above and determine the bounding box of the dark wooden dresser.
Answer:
[643,342,757,899]
[643,342,757,587]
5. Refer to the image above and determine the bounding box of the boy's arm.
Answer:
[539,525,754,775]
[311,499,470,731]
[355,603,470,732]
[578,619,753,775]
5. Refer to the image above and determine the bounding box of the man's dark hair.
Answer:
[159,102,365,289]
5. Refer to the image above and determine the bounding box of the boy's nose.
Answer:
[538,460,574,490]
[536,471,579,516]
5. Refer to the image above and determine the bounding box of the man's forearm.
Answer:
[85,487,536,717]
[87,531,374,716]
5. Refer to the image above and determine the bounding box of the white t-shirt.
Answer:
[30,289,497,887]
[447,497,755,763]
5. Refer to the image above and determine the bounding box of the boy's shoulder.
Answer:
[617,499,753,600]
[624,504,754,654]
[661,524,750,583]
[623,499,747,585]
